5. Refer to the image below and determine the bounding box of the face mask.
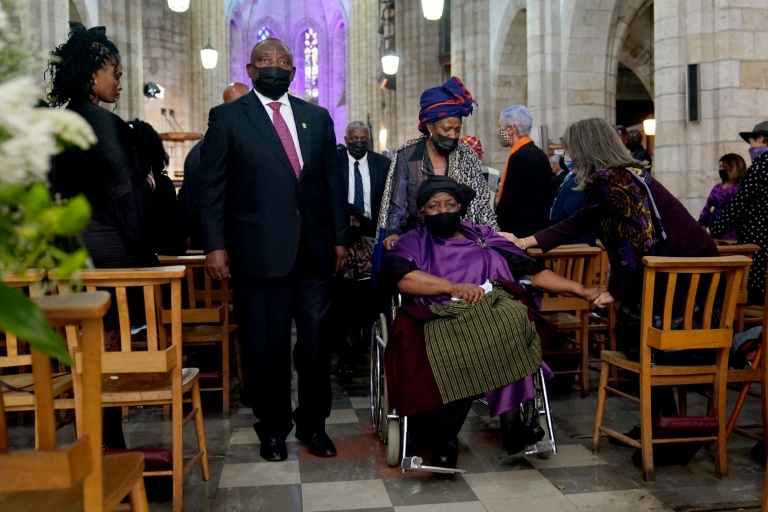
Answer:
[497,129,510,148]
[564,155,575,171]
[423,211,462,238]
[432,134,459,155]
[749,145,768,162]
[718,168,729,182]
[347,141,368,160]
[252,66,292,100]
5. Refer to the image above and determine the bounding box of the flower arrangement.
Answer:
[0,0,97,363]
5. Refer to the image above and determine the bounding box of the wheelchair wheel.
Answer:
[380,378,390,442]
[370,313,388,437]
[386,417,401,467]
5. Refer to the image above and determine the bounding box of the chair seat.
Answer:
[1,373,72,408]
[181,323,237,343]
[0,452,144,512]
[601,350,720,382]
[539,311,581,329]
[100,368,200,404]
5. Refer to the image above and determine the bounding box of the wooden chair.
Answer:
[157,255,240,417]
[715,243,760,332]
[54,266,210,512]
[0,291,149,511]
[527,245,602,396]
[1,270,75,419]
[592,255,751,482]
[587,241,619,382]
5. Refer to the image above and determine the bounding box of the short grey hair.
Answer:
[563,117,646,190]
[499,105,533,136]
[346,121,370,136]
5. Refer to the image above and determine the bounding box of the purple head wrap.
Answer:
[417,76,477,135]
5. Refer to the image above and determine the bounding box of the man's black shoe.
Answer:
[296,430,337,457]
[259,436,288,461]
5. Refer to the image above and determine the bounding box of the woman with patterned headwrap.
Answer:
[377,77,499,249]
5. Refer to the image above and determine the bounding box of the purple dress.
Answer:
[700,182,740,240]
[389,221,552,416]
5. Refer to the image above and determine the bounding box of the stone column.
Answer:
[189,0,228,134]
[449,0,493,161]
[21,1,69,87]
[394,0,440,147]
[99,0,144,120]
[653,1,768,213]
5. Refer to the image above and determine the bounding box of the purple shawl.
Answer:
[389,221,530,305]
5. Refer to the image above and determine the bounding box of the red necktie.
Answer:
[268,101,301,179]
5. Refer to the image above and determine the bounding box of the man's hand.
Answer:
[205,249,230,281]
[334,245,348,273]
[450,283,485,304]
[383,234,400,250]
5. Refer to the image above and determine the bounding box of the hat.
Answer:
[739,121,768,143]
[417,76,477,135]
[416,175,476,215]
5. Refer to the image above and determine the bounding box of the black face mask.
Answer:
[423,211,461,238]
[252,66,292,100]
[432,134,459,155]
[347,141,368,160]
[718,169,729,182]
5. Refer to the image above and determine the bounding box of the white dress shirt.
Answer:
[253,89,304,169]
[347,151,371,218]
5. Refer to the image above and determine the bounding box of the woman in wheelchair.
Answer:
[381,176,612,468]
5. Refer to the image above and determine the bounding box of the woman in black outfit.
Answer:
[48,22,156,270]
[47,22,155,449]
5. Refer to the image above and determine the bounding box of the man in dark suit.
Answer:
[179,82,250,249]
[338,121,390,235]
[330,122,390,372]
[196,38,348,462]
[495,105,552,237]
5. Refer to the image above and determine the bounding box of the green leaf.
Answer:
[56,195,91,235]
[0,283,72,365]
[23,183,52,214]
[55,248,89,278]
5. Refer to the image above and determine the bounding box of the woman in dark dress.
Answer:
[47,22,155,449]
[48,22,155,270]
[699,153,746,241]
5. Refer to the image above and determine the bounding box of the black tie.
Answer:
[353,161,365,213]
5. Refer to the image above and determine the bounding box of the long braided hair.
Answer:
[46,22,120,106]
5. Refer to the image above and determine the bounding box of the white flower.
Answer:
[34,109,97,151]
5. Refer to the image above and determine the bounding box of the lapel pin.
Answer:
[302,123,307,129]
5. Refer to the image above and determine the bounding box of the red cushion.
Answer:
[654,416,718,439]
[104,448,172,472]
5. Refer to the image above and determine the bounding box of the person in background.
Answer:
[626,129,652,166]
[699,153,746,241]
[712,122,768,305]
[462,135,502,207]
[377,76,498,250]
[495,105,551,237]
[196,38,347,462]
[549,153,595,246]
[179,82,250,249]
[549,154,567,202]
[330,121,391,372]
[128,119,187,255]
[48,21,154,451]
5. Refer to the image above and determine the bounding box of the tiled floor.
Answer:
[7,358,766,511]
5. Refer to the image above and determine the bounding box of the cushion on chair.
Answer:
[653,416,718,438]
[103,448,172,473]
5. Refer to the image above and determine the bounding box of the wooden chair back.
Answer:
[0,292,111,508]
[527,245,601,396]
[716,243,760,332]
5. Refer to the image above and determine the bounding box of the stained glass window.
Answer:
[258,27,272,41]
[303,28,319,99]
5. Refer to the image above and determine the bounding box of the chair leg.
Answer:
[592,360,610,453]
[726,383,752,440]
[191,381,210,481]
[129,476,150,512]
[640,374,655,482]
[172,388,183,512]
[713,357,729,478]
[233,333,244,396]
[222,337,230,418]
[580,315,589,397]
[678,387,688,417]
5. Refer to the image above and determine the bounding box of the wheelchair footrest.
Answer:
[525,439,556,456]
[402,456,466,474]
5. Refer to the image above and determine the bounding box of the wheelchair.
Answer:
[369,296,557,475]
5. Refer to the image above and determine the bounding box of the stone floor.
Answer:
[7,360,766,511]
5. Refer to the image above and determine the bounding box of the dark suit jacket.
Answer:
[196,91,347,279]
[495,141,552,237]
[337,148,391,232]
